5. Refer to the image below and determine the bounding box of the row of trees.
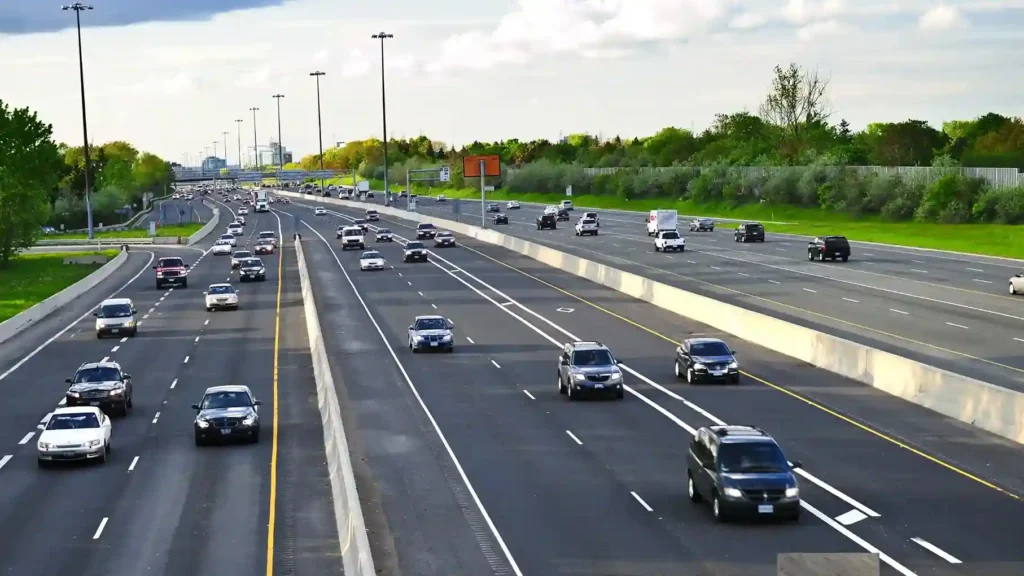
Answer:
[0,99,174,266]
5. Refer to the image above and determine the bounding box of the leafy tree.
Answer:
[759,63,833,161]
[0,100,62,267]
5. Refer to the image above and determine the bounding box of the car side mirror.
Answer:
[65,378,72,384]
[152,265,158,269]
[191,403,201,410]
[791,460,803,470]
[254,400,262,406]
[203,291,207,295]
[730,350,737,356]
[123,374,131,379]
[92,312,99,317]
[560,358,569,365]
[184,264,190,268]
[446,319,454,327]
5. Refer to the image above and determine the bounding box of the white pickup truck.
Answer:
[654,230,685,252]
[574,217,599,236]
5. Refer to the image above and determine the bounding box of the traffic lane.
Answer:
[0,244,227,575]
[0,248,155,380]
[434,213,1024,391]
[82,214,282,576]
[299,235,504,576]
[328,237,841,576]
[422,233,1024,573]
[297,211,909,575]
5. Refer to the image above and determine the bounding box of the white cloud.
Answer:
[729,12,768,30]
[797,18,849,41]
[782,0,846,24]
[919,4,966,30]
[341,49,371,78]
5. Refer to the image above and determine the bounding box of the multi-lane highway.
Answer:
[273,193,1024,576]
[0,202,339,576]
[137,195,214,228]
[347,194,1024,394]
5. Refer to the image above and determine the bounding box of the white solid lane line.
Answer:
[967,268,984,273]
[910,269,928,274]
[92,517,109,539]
[973,278,992,283]
[911,537,962,564]
[128,456,139,472]
[522,390,536,400]
[843,298,859,303]
[630,491,654,512]
[803,500,915,576]
[490,359,501,369]
[565,430,583,445]
[18,432,35,445]
[794,467,879,517]
[912,260,926,264]
[890,309,909,315]
[802,288,817,293]
[40,413,52,423]
[170,379,178,389]
[0,455,12,471]
[835,509,868,526]
[945,322,969,330]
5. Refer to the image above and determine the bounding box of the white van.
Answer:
[647,210,678,236]
[94,298,138,338]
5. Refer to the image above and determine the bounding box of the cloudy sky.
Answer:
[2,0,1022,164]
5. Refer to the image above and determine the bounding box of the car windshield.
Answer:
[572,349,614,366]
[586,213,597,217]
[367,211,377,215]
[748,224,764,231]
[661,232,679,239]
[378,229,391,234]
[47,412,100,430]
[406,242,424,249]
[242,259,263,267]
[414,318,447,331]
[355,220,366,224]
[234,252,252,258]
[201,391,252,409]
[361,252,382,259]
[259,232,275,238]
[159,258,184,268]
[344,230,362,236]
[220,235,233,240]
[209,285,234,295]
[98,303,132,318]
[718,442,789,473]
[437,232,452,237]
[229,223,241,228]
[582,219,596,225]
[418,224,435,230]
[690,341,731,356]
[74,367,121,383]
[257,239,272,245]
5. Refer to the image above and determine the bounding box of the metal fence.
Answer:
[507,165,1023,188]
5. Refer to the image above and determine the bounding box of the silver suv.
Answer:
[408,315,455,353]
[557,341,624,400]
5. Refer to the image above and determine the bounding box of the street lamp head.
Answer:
[250,107,259,111]
[309,71,326,77]
[273,94,285,98]
[372,32,394,39]
[62,3,93,10]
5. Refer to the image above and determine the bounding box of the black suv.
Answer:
[675,338,739,384]
[808,236,851,262]
[416,223,437,239]
[687,425,801,522]
[65,361,134,416]
[557,341,624,400]
[193,385,261,445]
[556,208,571,221]
[734,222,765,243]
[536,213,557,230]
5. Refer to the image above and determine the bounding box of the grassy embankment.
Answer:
[0,250,119,323]
[46,223,204,240]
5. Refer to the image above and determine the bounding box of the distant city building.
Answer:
[202,156,227,171]
[246,140,292,168]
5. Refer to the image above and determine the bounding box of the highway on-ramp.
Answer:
[348,194,1024,394]
[275,195,1024,576]
[0,209,339,576]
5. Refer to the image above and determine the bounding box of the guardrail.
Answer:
[35,238,155,246]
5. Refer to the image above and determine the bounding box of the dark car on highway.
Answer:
[734,222,765,243]
[193,385,261,445]
[65,361,133,417]
[687,425,801,522]
[690,218,715,232]
[807,236,850,262]
[486,203,501,213]
[556,208,571,221]
[238,258,267,282]
[675,338,739,384]
[492,213,509,225]
[416,223,438,239]
[537,213,557,230]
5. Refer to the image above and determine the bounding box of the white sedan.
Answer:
[314,207,327,216]
[212,240,233,255]
[228,223,243,236]
[235,216,246,225]
[238,207,249,215]
[37,407,112,467]
[205,283,239,311]
[359,251,386,271]
[218,233,237,247]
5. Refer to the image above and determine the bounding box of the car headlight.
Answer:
[785,486,799,498]
[723,487,743,498]
[441,334,452,341]
[242,414,257,426]
[67,391,80,398]
[728,361,738,369]
[196,418,210,428]
[38,442,53,450]
[414,335,425,341]
[258,268,265,273]
[85,439,102,448]
[609,373,622,382]
[123,320,133,327]
[156,272,164,277]
[95,321,102,329]
[573,373,586,381]
[693,362,706,370]
[109,387,124,396]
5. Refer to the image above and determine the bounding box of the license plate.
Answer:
[711,370,725,376]
[89,401,100,406]
[220,429,231,435]
[593,384,604,389]
[429,341,438,347]
[758,504,774,514]
[110,328,119,333]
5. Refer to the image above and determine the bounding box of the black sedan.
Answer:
[434,231,456,247]
[238,258,267,282]
[193,385,261,445]
[492,213,509,225]
[675,338,740,384]
[556,209,571,221]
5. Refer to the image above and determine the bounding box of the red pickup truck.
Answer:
[153,257,190,289]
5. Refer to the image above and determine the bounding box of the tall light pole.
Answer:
[212,141,218,160]
[62,2,95,238]
[249,107,260,170]
[272,94,285,169]
[234,119,243,168]
[309,72,326,196]
[222,131,229,164]
[372,32,394,206]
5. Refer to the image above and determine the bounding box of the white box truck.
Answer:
[357,181,370,194]
[255,190,269,212]
[647,209,678,236]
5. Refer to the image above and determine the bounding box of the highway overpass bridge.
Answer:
[172,167,342,183]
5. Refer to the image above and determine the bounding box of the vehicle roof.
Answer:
[414,315,445,321]
[259,230,276,235]
[341,225,362,230]
[157,256,183,262]
[228,221,242,226]
[436,231,453,235]
[52,406,103,416]
[360,251,382,256]
[567,341,608,351]
[685,337,727,346]
[100,297,133,306]
[208,283,233,289]
[706,425,774,444]
[406,241,424,246]
[77,360,122,370]
[822,235,849,241]
[233,250,252,254]
[417,222,435,227]
[743,221,763,225]
[203,384,252,394]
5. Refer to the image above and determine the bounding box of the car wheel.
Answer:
[98,446,107,464]
[687,474,702,503]
[654,246,660,252]
[1010,283,1017,295]
[713,494,726,522]
[808,251,814,261]
[250,430,260,444]
[686,368,695,384]
[674,360,682,379]
[127,391,133,408]
[106,439,112,454]
[615,387,624,400]
[680,246,685,252]
[156,282,162,289]
[731,374,740,384]
[567,381,577,401]
[841,255,848,262]
[182,280,187,288]
[558,375,566,395]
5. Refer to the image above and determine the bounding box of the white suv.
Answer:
[339,226,365,250]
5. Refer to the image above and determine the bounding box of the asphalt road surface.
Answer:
[340,193,1024,394]
[273,194,1024,576]
[138,196,215,228]
[0,209,339,576]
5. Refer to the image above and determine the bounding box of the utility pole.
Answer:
[234,119,244,168]
[62,2,95,239]
[250,107,260,170]
[372,32,394,206]
[272,94,285,169]
[309,71,326,196]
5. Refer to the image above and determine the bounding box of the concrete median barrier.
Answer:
[294,239,376,576]
[275,190,1024,446]
[0,250,128,347]
[188,207,220,245]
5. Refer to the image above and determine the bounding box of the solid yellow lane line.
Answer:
[265,239,284,576]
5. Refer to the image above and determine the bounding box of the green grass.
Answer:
[0,250,119,323]
[47,223,204,240]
